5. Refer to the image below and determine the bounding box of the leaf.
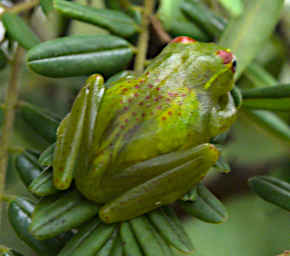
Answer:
[40,0,54,15]
[249,176,290,211]
[231,87,242,109]
[241,110,290,146]
[39,143,55,166]
[181,0,226,38]
[1,13,40,49]
[0,246,23,256]
[179,184,228,223]
[58,219,116,256]
[148,207,194,253]
[214,155,231,173]
[217,0,244,17]
[219,0,284,79]
[96,229,118,256]
[120,222,143,256]
[8,198,65,256]
[15,150,42,187]
[130,216,173,256]
[0,49,7,70]
[53,0,139,38]
[30,190,99,239]
[242,84,290,111]
[29,167,58,197]
[27,35,134,78]
[17,102,60,144]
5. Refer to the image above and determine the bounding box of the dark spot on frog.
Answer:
[139,101,144,106]
[134,93,139,97]
[162,116,167,121]
[168,111,172,116]
[148,84,153,88]
[132,112,137,116]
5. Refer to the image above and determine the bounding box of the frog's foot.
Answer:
[53,74,105,190]
[99,143,219,223]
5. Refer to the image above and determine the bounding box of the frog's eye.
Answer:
[232,58,237,73]
[171,36,196,44]
[216,50,233,64]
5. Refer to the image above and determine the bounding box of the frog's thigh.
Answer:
[53,74,105,190]
[99,143,219,223]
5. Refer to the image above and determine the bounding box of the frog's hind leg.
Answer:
[99,143,219,223]
[53,74,105,190]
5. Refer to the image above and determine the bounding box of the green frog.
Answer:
[52,36,238,223]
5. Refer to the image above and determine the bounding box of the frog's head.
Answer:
[158,37,237,97]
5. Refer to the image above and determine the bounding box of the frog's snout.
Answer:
[216,50,237,73]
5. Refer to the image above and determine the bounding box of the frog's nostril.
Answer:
[216,50,233,64]
[171,36,196,44]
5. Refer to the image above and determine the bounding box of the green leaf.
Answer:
[27,35,134,78]
[219,0,284,79]
[120,222,143,256]
[217,0,244,17]
[181,0,226,38]
[105,70,136,88]
[179,184,228,223]
[58,219,116,256]
[53,0,139,38]
[241,110,290,146]
[231,87,243,109]
[242,84,290,111]
[1,13,41,49]
[158,0,210,41]
[130,216,173,256]
[249,176,290,211]
[96,229,118,256]
[214,155,231,173]
[15,150,42,187]
[30,190,99,239]
[148,207,194,253]
[8,198,65,256]
[29,167,58,196]
[39,143,55,166]
[40,0,54,15]
[17,102,60,144]
[0,246,23,256]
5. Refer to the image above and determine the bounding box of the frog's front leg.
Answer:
[53,74,105,190]
[209,92,238,137]
[99,143,219,223]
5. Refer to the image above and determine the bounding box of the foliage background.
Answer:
[0,0,289,255]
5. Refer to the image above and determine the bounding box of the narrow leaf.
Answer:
[53,0,138,38]
[249,176,290,211]
[219,0,284,78]
[27,35,134,78]
[40,0,54,15]
[217,0,244,17]
[120,222,143,256]
[30,190,99,239]
[179,184,228,223]
[1,13,40,49]
[58,219,115,256]
[148,207,194,253]
[242,84,290,111]
[241,110,290,146]
[29,167,58,196]
[15,150,42,187]
[18,102,60,144]
[39,143,55,166]
[8,198,64,256]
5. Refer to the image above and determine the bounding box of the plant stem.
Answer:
[134,0,155,74]
[0,46,23,222]
[0,0,39,17]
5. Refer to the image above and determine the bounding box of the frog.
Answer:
[52,36,238,223]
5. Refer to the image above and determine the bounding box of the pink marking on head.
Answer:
[135,85,140,89]
[171,36,196,44]
[216,50,233,64]
[156,87,160,91]
[125,119,129,123]
[120,100,123,104]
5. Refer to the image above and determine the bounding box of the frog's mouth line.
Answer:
[203,67,230,90]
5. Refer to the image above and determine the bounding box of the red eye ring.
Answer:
[171,36,196,44]
[216,50,233,64]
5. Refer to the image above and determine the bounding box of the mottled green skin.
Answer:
[75,41,237,204]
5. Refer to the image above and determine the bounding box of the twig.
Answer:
[134,0,155,74]
[151,15,172,44]
[0,0,39,17]
[0,46,23,223]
